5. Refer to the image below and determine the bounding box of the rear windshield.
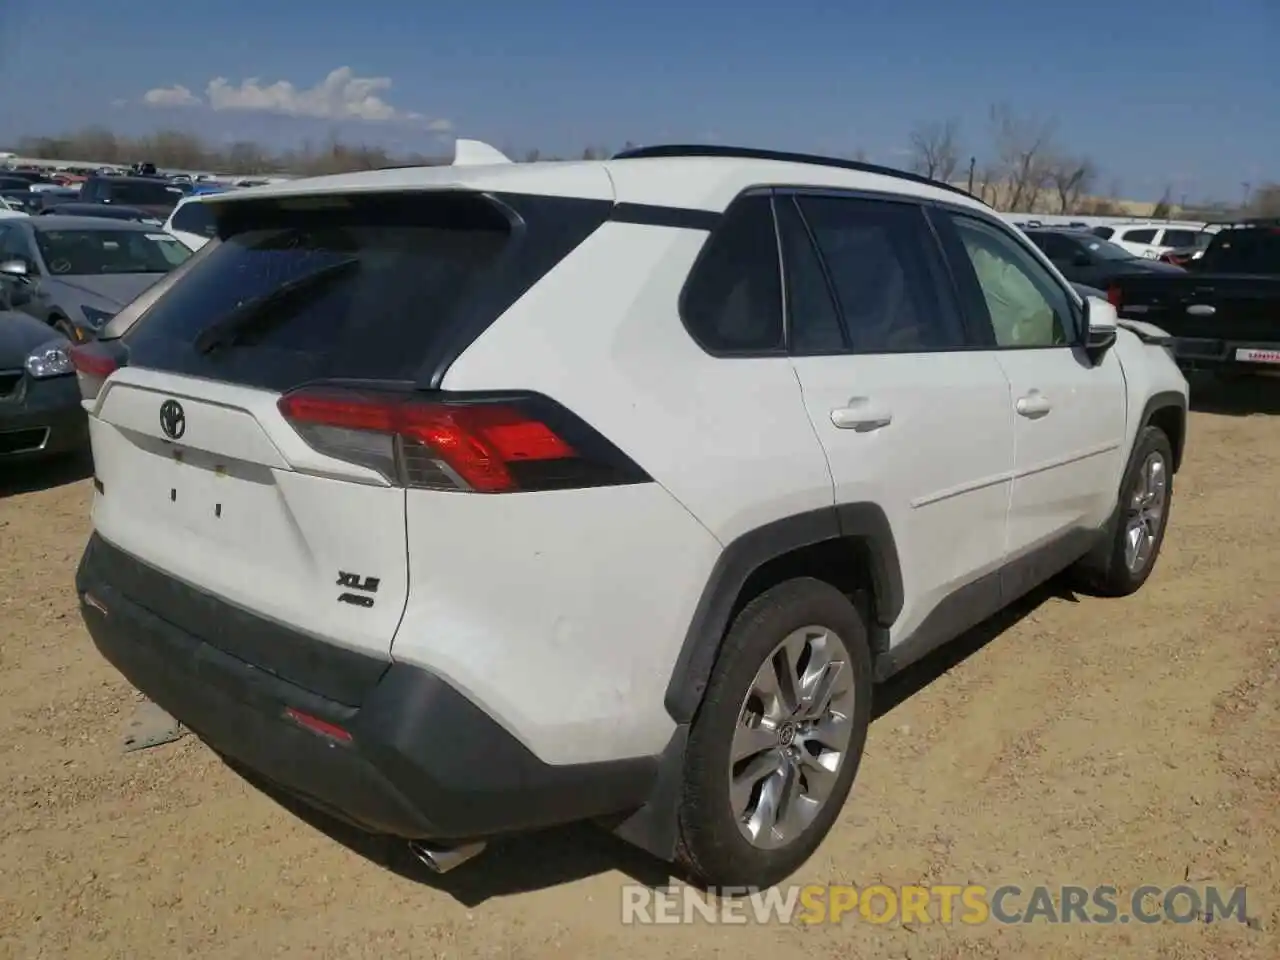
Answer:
[102,181,181,207]
[170,200,216,238]
[1199,227,1280,274]
[36,228,192,275]
[124,192,521,391]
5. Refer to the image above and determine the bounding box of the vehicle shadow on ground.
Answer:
[0,450,92,499]
[227,579,1070,907]
[1188,374,1280,417]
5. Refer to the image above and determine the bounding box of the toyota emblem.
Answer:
[159,399,186,440]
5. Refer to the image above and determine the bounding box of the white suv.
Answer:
[71,142,1189,890]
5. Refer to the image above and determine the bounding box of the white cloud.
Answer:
[140,68,449,128]
[204,67,427,123]
[142,84,201,107]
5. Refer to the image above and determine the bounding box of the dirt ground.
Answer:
[2,378,1278,960]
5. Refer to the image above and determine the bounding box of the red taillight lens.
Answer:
[277,388,644,493]
[69,342,119,378]
[283,707,352,743]
[1106,284,1122,309]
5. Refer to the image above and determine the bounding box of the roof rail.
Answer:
[610,143,988,206]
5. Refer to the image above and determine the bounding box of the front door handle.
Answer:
[1015,392,1052,419]
[831,399,893,432]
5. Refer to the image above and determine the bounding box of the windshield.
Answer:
[1080,237,1138,261]
[35,228,192,275]
[104,181,181,206]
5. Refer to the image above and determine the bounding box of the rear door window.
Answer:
[796,194,967,352]
[124,191,597,392]
[1121,228,1156,243]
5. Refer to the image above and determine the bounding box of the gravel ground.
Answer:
[1,378,1277,960]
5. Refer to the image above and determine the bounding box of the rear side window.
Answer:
[796,195,967,352]
[171,200,215,238]
[681,194,784,354]
[124,191,606,391]
[1121,228,1156,243]
[1028,232,1078,261]
[1160,229,1198,248]
[1092,226,1115,239]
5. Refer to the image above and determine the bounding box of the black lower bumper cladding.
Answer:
[75,534,658,841]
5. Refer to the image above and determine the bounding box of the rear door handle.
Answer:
[1186,304,1216,316]
[1015,393,1052,419]
[830,399,892,432]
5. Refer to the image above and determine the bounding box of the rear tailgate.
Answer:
[83,183,615,682]
[89,366,410,667]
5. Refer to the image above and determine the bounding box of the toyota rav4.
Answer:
[72,142,1189,890]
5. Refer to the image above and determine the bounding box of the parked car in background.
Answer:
[40,202,165,226]
[0,311,86,461]
[0,170,53,185]
[0,215,192,341]
[30,188,82,212]
[0,198,28,220]
[0,190,41,214]
[1108,218,1280,376]
[163,195,216,250]
[1025,228,1184,288]
[78,176,183,217]
[1091,223,1206,260]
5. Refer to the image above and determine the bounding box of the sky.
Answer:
[0,0,1275,202]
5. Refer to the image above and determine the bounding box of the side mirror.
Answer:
[1080,296,1118,364]
[0,258,30,280]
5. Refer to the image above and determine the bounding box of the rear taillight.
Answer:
[277,388,649,493]
[69,342,119,378]
[1106,284,1122,309]
[69,341,123,401]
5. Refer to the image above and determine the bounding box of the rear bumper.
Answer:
[0,374,87,460]
[75,533,659,841]
[1170,338,1280,373]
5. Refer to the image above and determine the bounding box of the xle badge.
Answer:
[337,571,380,608]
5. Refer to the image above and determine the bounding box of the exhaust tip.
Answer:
[407,839,487,875]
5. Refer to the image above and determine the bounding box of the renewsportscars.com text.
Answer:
[621,883,1250,926]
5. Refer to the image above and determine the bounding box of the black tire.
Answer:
[675,577,873,889]
[1072,425,1174,597]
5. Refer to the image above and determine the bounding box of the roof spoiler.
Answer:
[452,139,513,166]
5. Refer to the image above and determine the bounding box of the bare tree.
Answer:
[1046,155,1098,214]
[1247,183,1280,218]
[1151,186,1174,220]
[989,103,1057,212]
[907,119,961,182]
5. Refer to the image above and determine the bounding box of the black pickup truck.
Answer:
[1106,218,1280,375]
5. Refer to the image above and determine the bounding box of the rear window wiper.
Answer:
[194,258,361,355]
